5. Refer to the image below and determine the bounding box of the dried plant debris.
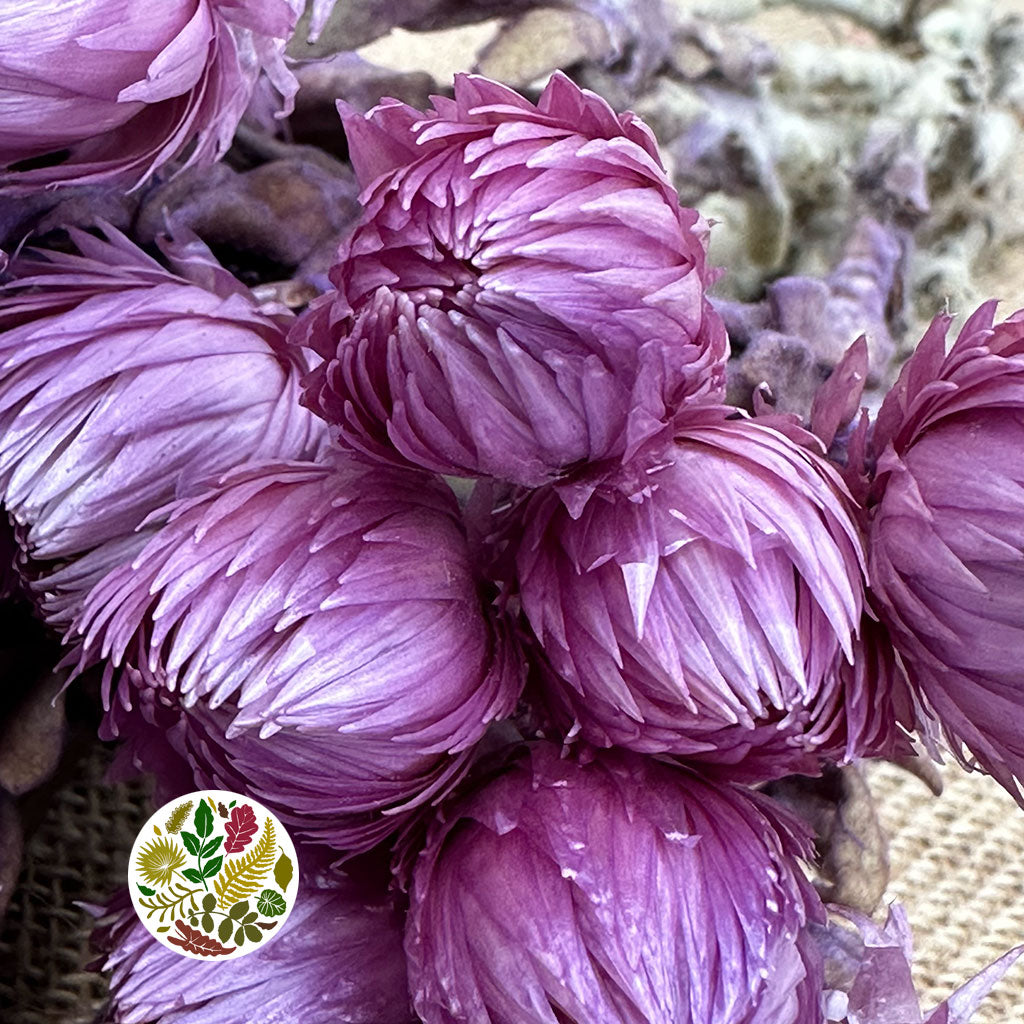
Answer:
[764,764,890,915]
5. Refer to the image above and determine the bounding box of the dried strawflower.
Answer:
[0,226,324,627]
[91,865,414,1023]
[295,72,728,488]
[512,413,900,780]
[77,457,523,852]
[859,303,1024,799]
[407,742,824,1024]
[818,904,1023,1024]
[0,0,308,194]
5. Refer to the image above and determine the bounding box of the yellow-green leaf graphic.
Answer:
[273,851,293,891]
[164,799,193,834]
[136,836,187,887]
[213,818,276,909]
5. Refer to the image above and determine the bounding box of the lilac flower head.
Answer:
[512,412,898,780]
[818,904,1023,1024]
[0,226,324,627]
[77,457,523,852]
[0,0,307,194]
[92,863,414,1023]
[295,72,728,487]
[407,742,825,1024]
[864,303,1024,799]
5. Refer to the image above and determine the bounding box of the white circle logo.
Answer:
[128,790,298,959]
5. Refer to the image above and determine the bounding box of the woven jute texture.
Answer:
[0,744,150,1024]
[866,759,1024,1022]
[0,746,1022,1023]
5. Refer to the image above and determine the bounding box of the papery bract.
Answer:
[77,457,523,852]
[295,72,728,487]
[91,864,414,1023]
[512,414,902,780]
[0,226,324,628]
[864,303,1024,800]
[817,904,1023,1024]
[407,742,824,1024]
[0,0,307,193]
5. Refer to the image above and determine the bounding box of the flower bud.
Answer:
[91,863,414,1023]
[513,414,897,779]
[78,457,523,852]
[0,0,306,193]
[866,303,1024,799]
[295,72,728,487]
[407,743,824,1024]
[0,226,324,627]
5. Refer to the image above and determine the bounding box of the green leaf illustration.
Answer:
[256,889,287,917]
[202,893,216,912]
[244,925,262,942]
[273,852,293,891]
[181,832,200,856]
[218,917,233,942]
[234,927,245,946]
[164,800,193,835]
[137,883,202,923]
[156,926,170,933]
[200,836,223,859]
[201,913,214,932]
[194,801,214,839]
[182,868,204,884]
[137,884,156,897]
[213,819,276,909]
[228,900,249,920]
[202,855,223,879]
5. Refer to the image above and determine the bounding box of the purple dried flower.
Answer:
[818,904,1023,1024]
[407,742,825,1024]
[0,0,306,194]
[864,302,1024,799]
[0,226,324,628]
[77,457,523,852]
[91,865,414,1023]
[512,412,901,780]
[295,72,728,487]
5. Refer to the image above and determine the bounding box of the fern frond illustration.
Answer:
[164,799,193,834]
[137,882,202,923]
[213,818,276,909]
[136,836,188,886]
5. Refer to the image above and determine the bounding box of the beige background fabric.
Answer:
[868,760,1024,1022]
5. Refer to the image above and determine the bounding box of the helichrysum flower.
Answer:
[0,0,308,194]
[91,865,414,1023]
[77,457,523,853]
[511,412,898,780]
[862,302,1024,800]
[818,904,1023,1024]
[294,72,728,488]
[0,225,324,627]
[407,742,825,1024]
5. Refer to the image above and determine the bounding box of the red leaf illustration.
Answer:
[167,920,236,957]
[223,804,258,853]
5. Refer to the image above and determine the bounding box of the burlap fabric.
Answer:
[0,744,1021,1023]
[867,760,1024,1022]
[0,745,150,1024]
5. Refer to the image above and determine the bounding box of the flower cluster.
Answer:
[0,27,1021,1024]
